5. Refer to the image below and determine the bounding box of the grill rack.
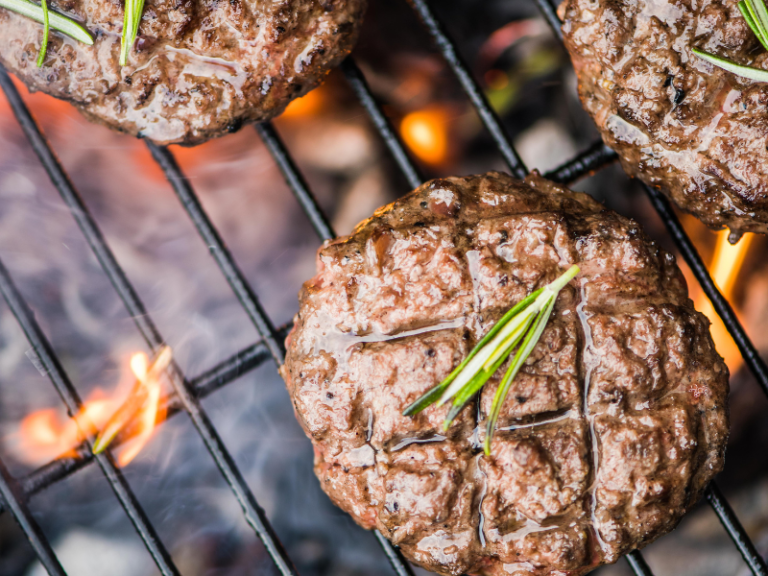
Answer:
[0,0,765,574]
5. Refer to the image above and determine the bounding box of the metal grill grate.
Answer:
[0,0,766,575]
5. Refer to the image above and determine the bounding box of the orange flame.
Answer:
[400,107,451,166]
[17,393,118,464]
[280,88,326,119]
[115,351,167,467]
[14,350,168,468]
[694,230,754,373]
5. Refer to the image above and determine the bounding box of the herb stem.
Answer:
[693,0,768,81]
[120,0,146,66]
[693,48,768,82]
[36,0,49,67]
[403,264,580,454]
[484,295,557,454]
[0,0,93,45]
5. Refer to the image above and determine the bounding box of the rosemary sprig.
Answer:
[119,0,146,66]
[693,0,768,81]
[0,0,93,49]
[403,265,580,454]
[36,0,48,67]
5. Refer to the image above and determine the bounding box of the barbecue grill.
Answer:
[0,0,766,575]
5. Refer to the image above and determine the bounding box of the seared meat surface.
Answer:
[0,0,365,145]
[561,0,768,237]
[281,172,729,576]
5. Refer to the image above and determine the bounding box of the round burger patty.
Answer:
[0,0,365,145]
[282,172,729,576]
[560,0,768,237]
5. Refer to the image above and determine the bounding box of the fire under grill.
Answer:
[0,0,766,575]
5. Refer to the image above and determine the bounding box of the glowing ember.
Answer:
[695,230,754,373]
[13,347,171,468]
[400,107,450,166]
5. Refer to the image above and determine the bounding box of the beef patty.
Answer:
[0,0,365,145]
[281,172,729,576]
[560,0,768,238]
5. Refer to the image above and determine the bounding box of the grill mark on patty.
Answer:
[576,276,607,558]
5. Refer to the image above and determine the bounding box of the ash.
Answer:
[0,0,767,575]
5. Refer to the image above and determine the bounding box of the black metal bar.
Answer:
[407,0,528,179]
[707,483,768,576]
[0,458,67,576]
[625,551,655,576]
[17,445,91,510]
[374,531,417,576]
[532,0,564,40]
[137,145,298,575]
[339,58,424,191]
[0,258,181,576]
[0,69,300,576]
[152,141,421,576]
[256,122,336,242]
[642,183,768,395]
[545,141,618,185]
[0,325,292,516]
[146,142,286,364]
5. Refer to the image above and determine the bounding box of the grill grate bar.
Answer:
[642,183,768,394]
[0,256,181,576]
[340,58,424,191]
[545,141,619,185]
[0,68,299,576]
[625,551,655,576]
[256,122,336,241]
[154,136,418,576]
[533,0,565,40]
[145,143,303,574]
[374,530,417,576]
[0,457,67,576]
[261,80,422,576]
[146,142,286,364]
[707,483,768,576]
[0,324,292,517]
[408,0,529,179]
[146,142,284,360]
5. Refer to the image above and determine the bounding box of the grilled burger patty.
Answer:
[561,0,768,237]
[281,172,729,576]
[0,0,365,145]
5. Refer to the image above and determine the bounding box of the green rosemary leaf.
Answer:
[747,0,768,48]
[436,307,536,407]
[739,0,768,50]
[484,294,557,455]
[692,47,768,82]
[119,0,146,66]
[0,0,93,45]
[119,0,133,66]
[402,381,451,417]
[36,0,49,67]
[402,286,545,416]
[441,313,535,430]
